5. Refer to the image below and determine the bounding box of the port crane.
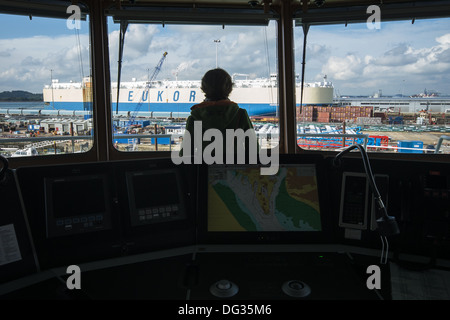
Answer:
[125,51,168,130]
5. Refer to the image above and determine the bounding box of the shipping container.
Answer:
[151,137,173,145]
[397,140,424,153]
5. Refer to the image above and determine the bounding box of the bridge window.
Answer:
[107,16,279,155]
[0,7,93,159]
[294,18,450,155]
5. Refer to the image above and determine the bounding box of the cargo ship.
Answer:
[336,96,450,114]
[37,75,450,121]
[42,75,334,117]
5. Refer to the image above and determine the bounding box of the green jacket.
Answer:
[181,99,257,160]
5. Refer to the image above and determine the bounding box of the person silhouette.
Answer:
[180,68,258,163]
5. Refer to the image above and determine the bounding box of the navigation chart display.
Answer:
[207,164,322,232]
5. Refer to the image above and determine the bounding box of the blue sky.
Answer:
[1,12,450,97]
[0,14,69,38]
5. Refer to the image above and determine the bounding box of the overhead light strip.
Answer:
[294,1,450,25]
[0,0,88,20]
[106,6,278,26]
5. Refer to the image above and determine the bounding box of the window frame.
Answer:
[3,0,449,168]
[292,2,450,161]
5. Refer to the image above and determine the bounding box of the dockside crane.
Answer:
[125,51,168,130]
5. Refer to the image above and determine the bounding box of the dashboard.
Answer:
[0,153,449,301]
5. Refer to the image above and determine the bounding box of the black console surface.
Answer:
[77,253,193,300]
[189,251,380,300]
[1,248,389,300]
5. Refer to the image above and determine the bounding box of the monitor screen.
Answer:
[126,169,186,227]
[44,174,112,238]
[207,164,322,232]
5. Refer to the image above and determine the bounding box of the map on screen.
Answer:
[207,164,322,232]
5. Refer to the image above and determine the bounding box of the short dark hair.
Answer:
[201,68,233,100]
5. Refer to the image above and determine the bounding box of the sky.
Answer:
[0,12,450,97]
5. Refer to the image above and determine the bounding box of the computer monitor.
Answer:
[125,168,187,227]
[198,154,330,244]
[113,158,196,253]
[44,174,113,238]
[208,164,321,232]
[16,162,120,269]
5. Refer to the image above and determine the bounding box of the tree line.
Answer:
[0,90,43,101]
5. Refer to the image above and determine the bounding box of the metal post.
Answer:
[50,69,55,110]
[70,122,75,153]
[300,24,310,116]
[154,124,158,151]
[342,121,346,147]
[214,39,220,68]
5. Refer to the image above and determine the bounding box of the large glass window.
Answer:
[108,19,279,153]
[0,11,92,158]
[294,18,450,154]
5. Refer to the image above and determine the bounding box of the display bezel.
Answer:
[125,168,187,227]
[44,173,113,238]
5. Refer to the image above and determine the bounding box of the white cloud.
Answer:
[313,26,450,95]
[436,33,450,45]
[0,33,90,92]
[1,15,450,97]
[111,23,278,83]
[372,44,417,66]
[322,55,363,80]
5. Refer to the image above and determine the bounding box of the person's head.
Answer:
[201,68,233,101]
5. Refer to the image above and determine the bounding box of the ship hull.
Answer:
[44,87,279,116]
[44,101,278,117]
[42,85,334,117]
